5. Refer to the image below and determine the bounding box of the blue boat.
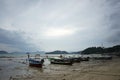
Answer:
[28,58,44,68]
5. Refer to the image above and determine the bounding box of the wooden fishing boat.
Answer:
[80,57,89,61]
[69,57,89,63]
[48,57,55,61]
[71,57,81,62]
[50,58,73,65]
[28,58,44,68]
[93,56,112,60]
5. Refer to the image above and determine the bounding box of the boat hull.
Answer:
[71,58,81,62]
[71,57,89,62]
[81,57,89,61]
[51,61,73,65]
[93,56,112,60]
[28,58,44,68]
[50,58,73,65]
[29,63,42,68]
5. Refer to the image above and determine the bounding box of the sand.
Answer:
[0,57,120,80]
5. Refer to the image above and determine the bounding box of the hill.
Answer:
[81,45,120,55]
[0,51,8,54]
[46,50,68,54]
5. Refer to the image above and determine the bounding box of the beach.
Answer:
[0,56,120,80]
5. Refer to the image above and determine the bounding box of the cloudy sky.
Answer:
[0,0,120,52]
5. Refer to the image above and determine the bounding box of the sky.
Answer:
[0,0,120,52]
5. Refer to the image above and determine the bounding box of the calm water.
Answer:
[0,53,82,58]
[0,53,45,58]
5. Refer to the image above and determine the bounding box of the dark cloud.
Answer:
[106,0,120,44]
[0,28,23,44]
[107,0,120,6]
[0,28,37,52]
[107,31,120,44]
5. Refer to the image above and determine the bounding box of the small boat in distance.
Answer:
[50,58,73,65]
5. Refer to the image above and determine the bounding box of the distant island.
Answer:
[45,45,120,57]
[46,50,68,54]
[81,45,120,55]
[0,51,8,54]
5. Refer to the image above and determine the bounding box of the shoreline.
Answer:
[0,57,120,80]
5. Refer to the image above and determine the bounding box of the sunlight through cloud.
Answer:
[45,28,75,37]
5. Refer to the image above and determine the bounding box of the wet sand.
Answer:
[0,58,120,80]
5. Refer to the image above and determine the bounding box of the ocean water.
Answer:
[0,53,46,58]
[0,52,82,58]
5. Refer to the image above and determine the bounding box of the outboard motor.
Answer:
[41,59,44,64]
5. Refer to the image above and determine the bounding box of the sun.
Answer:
[45,28,74,37]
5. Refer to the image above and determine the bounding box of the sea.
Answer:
[0,52,83,58]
